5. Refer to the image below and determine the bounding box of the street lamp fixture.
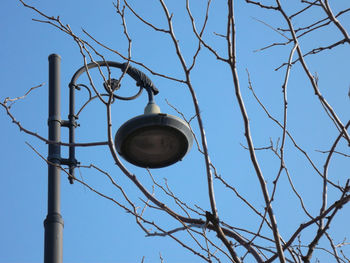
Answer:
[68,60,193,169]
[45,54,193,263]
[115,111,193,168]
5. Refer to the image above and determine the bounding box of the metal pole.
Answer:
[44,54,64,263]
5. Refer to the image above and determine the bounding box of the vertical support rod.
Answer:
[45,54,64,263]
[68,82,76,184]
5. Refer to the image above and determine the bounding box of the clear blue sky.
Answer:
[1,1,349,262]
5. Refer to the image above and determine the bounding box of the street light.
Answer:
[115,112,193,168]
[45,54,193,263]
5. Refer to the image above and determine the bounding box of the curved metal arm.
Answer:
[120,63,159,95]
[69,61,158,101]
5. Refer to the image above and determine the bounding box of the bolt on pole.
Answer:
[44,54,64,263]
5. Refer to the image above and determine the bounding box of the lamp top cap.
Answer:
[48,53,61,60]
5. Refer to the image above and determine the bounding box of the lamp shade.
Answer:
[115,113,193,168]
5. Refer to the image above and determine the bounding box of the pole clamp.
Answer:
[44,212,64,227]
[47,154,61,163]
[47,116,61,125]
[61,158,79,166]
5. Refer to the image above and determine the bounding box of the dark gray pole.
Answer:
[45,54,64,263]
